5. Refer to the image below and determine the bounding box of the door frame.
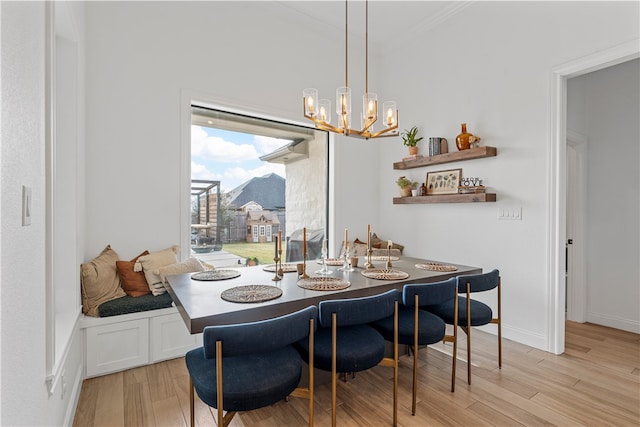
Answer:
[547,39,639,354]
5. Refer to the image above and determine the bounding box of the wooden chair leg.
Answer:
[392,300,398,427]
[216,341,224,427]
[189,378,194,427]
[498,278,502,368]
[451,290,459,393]
[331,313,337,427]
[412,298,419,415]
[466,286,472,385]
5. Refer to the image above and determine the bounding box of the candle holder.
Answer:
[272,256,282,281]
[385,246,393,269]
[277,250,284,277]
[300,257,310,279]
[315,240,332,275]
[364,248,374,269]
[338,245,354,272]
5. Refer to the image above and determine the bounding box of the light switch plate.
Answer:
[22,185,31,226]
[498,207,522,220]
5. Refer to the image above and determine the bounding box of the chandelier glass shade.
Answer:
[303,0,398,139]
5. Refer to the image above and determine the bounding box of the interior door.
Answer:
[566,136,587,323]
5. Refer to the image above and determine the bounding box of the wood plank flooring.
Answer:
[73,321,640,426]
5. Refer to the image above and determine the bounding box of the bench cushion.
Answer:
[98,293,173,317]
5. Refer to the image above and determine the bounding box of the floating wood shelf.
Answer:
[393,146,497,170]
[393,193,497,204]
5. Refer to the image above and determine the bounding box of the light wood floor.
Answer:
[73,321,640,426]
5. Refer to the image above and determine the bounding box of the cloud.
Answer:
[253,135,292,155]
[191,126,286,192]
[191,161,220,181]
[191,125,259,162]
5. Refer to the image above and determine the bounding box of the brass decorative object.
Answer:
[271,256,282,282]
[277,249,284,277]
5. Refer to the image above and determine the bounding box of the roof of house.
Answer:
[227,173,285,210]
[246,210,281,224]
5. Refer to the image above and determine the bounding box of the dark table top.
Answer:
[165,256,481,334]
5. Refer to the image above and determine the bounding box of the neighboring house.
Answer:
[226,173,285,211]
[245,210,280,243]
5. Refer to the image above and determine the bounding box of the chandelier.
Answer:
[303,0,398,139]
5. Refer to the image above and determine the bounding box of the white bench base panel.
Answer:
[80,307,201,378]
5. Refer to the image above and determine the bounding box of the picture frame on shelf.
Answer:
[425,168,462,195]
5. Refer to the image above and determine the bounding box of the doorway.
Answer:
[548,40,639,354]
[565,58,640,335]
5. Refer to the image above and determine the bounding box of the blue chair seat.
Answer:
[371,305,445,346]
[185,345,303,412]
[297,324,385,373]
[426,296,493,326]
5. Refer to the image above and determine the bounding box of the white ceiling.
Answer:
[273,1,474,55]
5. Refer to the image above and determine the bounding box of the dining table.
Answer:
[165,256,482,334]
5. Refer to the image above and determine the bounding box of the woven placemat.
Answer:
[318,258,344,266]
[221,285,283,303]
[297,277,351,291]
[361,269,409,280]
[415,263,458,272]
[191,269,241,281]
[370,255,400,261]
[263,263,298,273]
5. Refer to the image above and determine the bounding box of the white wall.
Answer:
[377,1,639,348]
[84,1,379,261]
[1,1,85,425]
[567,59,640,333]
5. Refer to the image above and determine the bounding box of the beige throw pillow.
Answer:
[155,257,204,283]
[134,245,179,295]
[80,245,126,317]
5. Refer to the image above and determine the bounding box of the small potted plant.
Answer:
[411,181,419,197]
[401,126,424,156]
[246,256,259,266]
[396,176,413,197]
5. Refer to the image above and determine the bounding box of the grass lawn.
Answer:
[223,241,285,265]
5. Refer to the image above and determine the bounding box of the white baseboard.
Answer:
[474,323,548,352]
[63,363,84,426]
[587,312,640,334]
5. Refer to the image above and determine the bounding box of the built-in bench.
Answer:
[79,295,201,378]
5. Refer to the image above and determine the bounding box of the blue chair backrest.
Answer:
[202,305,318,359]
[403,277,457,307]
[318,289,400,328]
[456,269,500,293]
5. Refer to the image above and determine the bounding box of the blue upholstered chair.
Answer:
[185,305,318,427]
[425,269,501,385]
[371,278,458,415]
[297,289,400,427]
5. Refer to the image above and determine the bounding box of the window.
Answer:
[190,106,329,266]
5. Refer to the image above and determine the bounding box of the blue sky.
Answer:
[191,125,287,192]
